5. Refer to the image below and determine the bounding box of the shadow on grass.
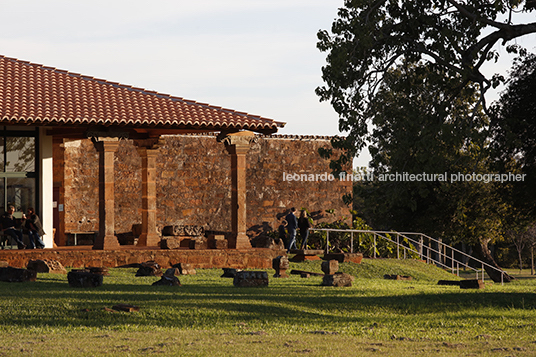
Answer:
[2,276,536,330]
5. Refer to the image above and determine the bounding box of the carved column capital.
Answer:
[92,137,121,153]
[133,137,161,150]
[219,131,257,155]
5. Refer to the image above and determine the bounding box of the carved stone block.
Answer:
[27,259,67,274]
[67,271,103,287]
[322,273,354,287]
[0,267,37,282]
[321,260,339,275]
[233,271,269,287]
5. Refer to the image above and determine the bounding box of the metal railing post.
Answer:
[451,249,454,273]
[397,233,400,259]
[351,232,354,253]
[373,234,377,259]
[326,231,330,254]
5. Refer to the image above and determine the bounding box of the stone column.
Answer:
[221,131,256,249]
[93,138,121,250]
[134,139,161,247]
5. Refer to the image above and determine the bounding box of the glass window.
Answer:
[6,137,35,172]
[6,177,35,217]
[0,129,38,216]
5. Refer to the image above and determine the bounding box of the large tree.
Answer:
[316,1,536,282]
[317,0,536,171]
[491,53,536,215]
[353,62,513,281]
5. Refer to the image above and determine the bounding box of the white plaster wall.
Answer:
[39,128,54,248]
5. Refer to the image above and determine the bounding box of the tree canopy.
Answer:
[317,0,536,169]
[491,53,536,215]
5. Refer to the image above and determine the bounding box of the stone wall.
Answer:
[0,248,284,269]
[55,134,352,242]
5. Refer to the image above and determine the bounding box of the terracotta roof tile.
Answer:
[0,55,285,133]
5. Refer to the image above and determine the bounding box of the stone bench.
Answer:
[65,231,97,246]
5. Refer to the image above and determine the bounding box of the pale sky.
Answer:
[0,1,534,168]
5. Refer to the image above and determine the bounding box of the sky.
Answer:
[0,1,534,168]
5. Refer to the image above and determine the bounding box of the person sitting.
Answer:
[1,205,26,249]
[24,207,46,249]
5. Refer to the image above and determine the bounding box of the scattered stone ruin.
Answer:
[67,270,103,287]
[135,261,163,276]
[0,266,36,282]
[27,259,67,274]
[272,256,289,278]
[161,225,208,250]
[233,271,269,287]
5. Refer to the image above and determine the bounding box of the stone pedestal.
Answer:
[93,138,120,250]
[321,260,339,275]
[272,256,290,278]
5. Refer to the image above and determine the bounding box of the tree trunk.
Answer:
[530,245,534,275]
[518,249,523,273]
[472,240,514,283]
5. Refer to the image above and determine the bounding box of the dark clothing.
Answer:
[24,213,45,237]
[24,213,45,249]
[285,212,298,230]
[298,216,312,250]
[4,228,24,248]
[1,213,18,230]
[278,224,287,240]
[1,212,25,249]
[285,212,298,251]
[298,217,311,232]
[278,223,287,247]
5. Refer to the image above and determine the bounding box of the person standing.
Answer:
[277,219,288,248]
[24,207,46,249]
[1,205,26,249]
[285,207,298,251]
[298,210,312,250]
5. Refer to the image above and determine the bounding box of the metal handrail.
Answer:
[309,228,506,284]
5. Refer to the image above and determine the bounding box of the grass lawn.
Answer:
[1,258,536,356]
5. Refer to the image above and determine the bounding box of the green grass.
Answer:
[1,259,536,356]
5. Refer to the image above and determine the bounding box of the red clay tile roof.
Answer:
[0,55,285,133]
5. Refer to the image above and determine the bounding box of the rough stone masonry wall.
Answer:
[58,134,352,241]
